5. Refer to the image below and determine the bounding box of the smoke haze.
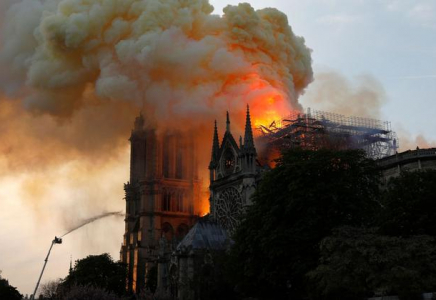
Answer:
[301,71,435,151]
[301,71,387,119]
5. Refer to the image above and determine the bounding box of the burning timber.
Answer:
[257,108,398,159]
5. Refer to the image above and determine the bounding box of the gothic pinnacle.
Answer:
[244,105,255,150]
[210,120,220,166]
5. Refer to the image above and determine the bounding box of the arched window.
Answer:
[176,192,184,212]
[163,136,171,178]
[162,189,171,211]
[176,145,183,179]
[162,189,186,212]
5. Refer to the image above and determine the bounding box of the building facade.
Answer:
[209,106,261,233]
[121,107,262,297]
[162,107,261,300]
[120,114,202,293]
[378,147,436,182]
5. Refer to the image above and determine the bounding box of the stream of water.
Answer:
[60,211,125,238]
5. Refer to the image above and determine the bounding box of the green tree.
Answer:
[231,149,381,299]
[0,271,22,300]
[308,227,436,300]
[380,170,436,236]
[61,253,127,297]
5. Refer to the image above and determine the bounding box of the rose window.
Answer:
[215,187,243,232]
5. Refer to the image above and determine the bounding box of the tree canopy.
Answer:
[231,149,382,299]
[379,169,436,236]
[61,253,127,297]
[308,227,436,300]
[0,271,22,300]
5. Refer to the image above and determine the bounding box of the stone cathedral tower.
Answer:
[120,113,202,293]
[209,106,260,232]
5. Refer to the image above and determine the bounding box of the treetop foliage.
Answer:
[230,149,436,300]
[380,170,436,236]
[231,149,382,299]
[61,253,127,297]
[0,271,23,300]
[308,227,436,300]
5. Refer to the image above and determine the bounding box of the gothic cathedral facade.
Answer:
[120,114,202,293]
[209,106,260,232]
[121,107,260,295]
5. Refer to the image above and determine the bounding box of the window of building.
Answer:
[162,190,171,211]
[162,189,187,212]
[178,192,184,212]
[176,145,183,179]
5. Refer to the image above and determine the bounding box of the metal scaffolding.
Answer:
[257,108,398,159]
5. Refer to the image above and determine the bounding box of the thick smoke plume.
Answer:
[1,0,313,127]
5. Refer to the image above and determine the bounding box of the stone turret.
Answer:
[243,105,256,154]
[209,121,220,182]
[209,108,260,232]
[241,105,257,173]
[209,121,220,168]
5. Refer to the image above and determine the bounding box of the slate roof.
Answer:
[177,217,231,251]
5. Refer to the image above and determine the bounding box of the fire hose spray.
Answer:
[29,211,123,299]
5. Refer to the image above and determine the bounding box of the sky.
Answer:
[0,0,435,296]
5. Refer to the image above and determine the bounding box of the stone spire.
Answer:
[244,105,255,151]
[226,111,230,133]
[210,120,220,167]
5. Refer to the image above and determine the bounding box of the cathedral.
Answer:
[120,107,261,297]
[120,104,436,299]
[208,106,260,233]
[119,113,203,293]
